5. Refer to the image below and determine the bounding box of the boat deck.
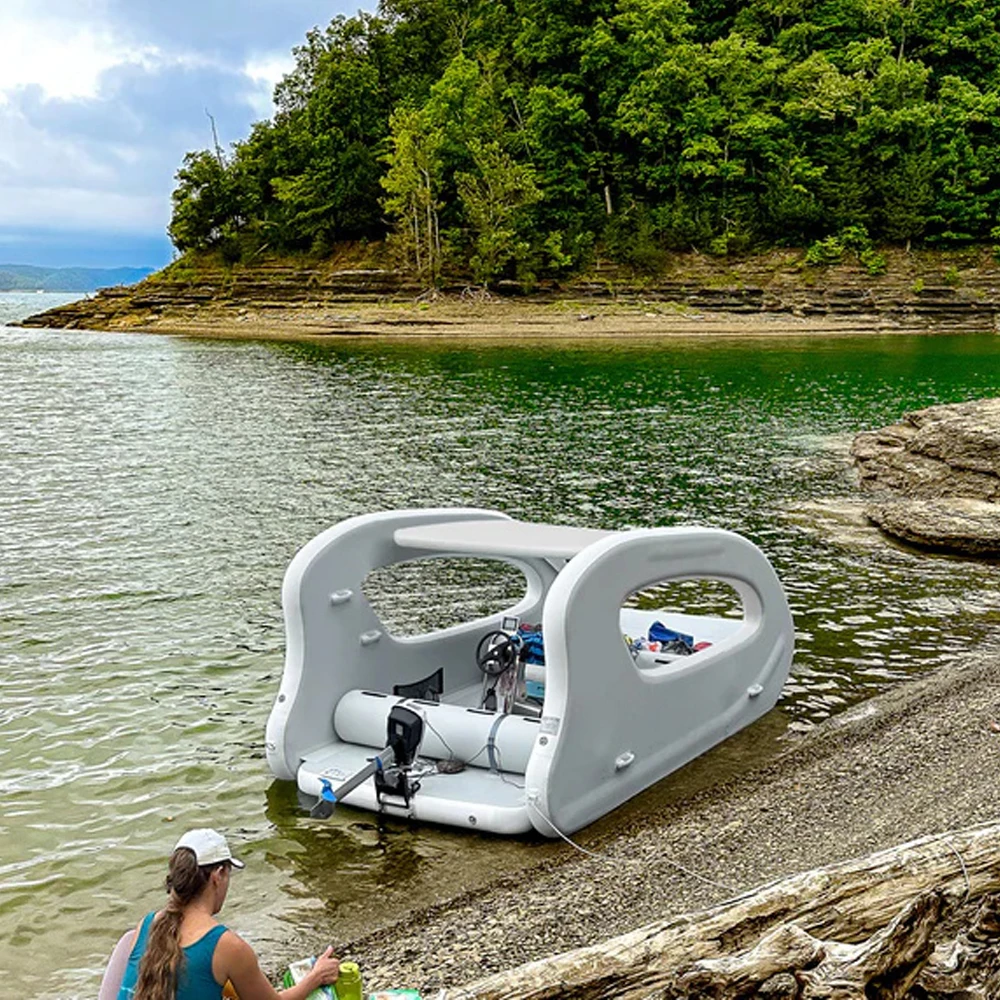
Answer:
[298,740,532,834]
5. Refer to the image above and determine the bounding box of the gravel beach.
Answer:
[329,650,1000,995]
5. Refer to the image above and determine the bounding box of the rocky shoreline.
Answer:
[852,398,1000,556]
[26,247,998,994]
[16,246,1000,339]
[279,650,1000,996]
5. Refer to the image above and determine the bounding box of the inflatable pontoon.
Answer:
[265,509,794,836]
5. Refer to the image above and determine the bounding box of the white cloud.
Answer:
[0,81,197,235]
[0,1,363,263]
[0,10,234,106]
[244,52,295,91]
[242,52,295,117]
[0,184,167,233]
[0,10,140,101]
[0,95,156,192]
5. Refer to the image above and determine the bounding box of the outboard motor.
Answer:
[311,704,425,818]
[374,705,425,807]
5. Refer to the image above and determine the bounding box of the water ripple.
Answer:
[3,299,1000,996]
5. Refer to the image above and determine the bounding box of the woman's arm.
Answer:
[217,933,340,1000]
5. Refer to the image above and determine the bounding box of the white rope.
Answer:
[526,797,605,859]
[526,798,736,894]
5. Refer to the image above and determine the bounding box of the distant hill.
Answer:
[0,264,153,292]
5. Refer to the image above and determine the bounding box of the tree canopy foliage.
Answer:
[169,0,1000,281]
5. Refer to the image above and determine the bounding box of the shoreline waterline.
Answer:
[24,305,993,342]
[339,649,1000,995]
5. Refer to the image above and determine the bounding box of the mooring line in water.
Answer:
[526,798,736,894]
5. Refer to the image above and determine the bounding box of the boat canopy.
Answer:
[265,508,794,836]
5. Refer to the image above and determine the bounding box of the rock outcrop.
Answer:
[16,246,1000,334]
[851,398,1000,555]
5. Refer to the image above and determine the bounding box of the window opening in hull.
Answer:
[363,558,528,638]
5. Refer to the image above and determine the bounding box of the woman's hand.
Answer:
[220,932,339,1000]
[307,946,340,988]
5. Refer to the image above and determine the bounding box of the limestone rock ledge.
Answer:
[851,397,1000,555]
[16,246,1000,335]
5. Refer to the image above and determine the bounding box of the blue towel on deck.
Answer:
[648,621,695,651]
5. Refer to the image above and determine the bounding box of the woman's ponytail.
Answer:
[132,848,212,1000]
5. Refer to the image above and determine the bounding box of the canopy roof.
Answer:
[394,518,616,560]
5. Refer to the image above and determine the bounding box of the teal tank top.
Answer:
[117,911,227,1000]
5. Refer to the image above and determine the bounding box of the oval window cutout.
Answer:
[363,557,529,638]
[622,578,744,663]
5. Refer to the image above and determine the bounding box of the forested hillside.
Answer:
[169,0,1000,284]
[0,264,153,292]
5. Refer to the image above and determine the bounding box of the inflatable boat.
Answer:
[265,508,794,837]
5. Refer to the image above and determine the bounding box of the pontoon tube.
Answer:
[333,689,540,774]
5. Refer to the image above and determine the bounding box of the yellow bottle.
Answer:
[333,961,363,1000]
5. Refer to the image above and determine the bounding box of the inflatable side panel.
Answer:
[265,508,556,781]
[525,527,794,836]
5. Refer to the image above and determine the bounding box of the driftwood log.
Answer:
[443,821,1000,999]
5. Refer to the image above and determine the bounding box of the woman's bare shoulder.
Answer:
[216,928,257,963]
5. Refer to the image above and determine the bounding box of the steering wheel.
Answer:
[476,630,520,677]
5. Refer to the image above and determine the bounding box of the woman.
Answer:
[106,828,342,1000]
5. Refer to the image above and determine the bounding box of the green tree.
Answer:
[926,75,1000,243]
[383,51,547,280]
[381,105,445,280]
[456,139,541,285]
[168,151,241,253]
[166,0,1000,268]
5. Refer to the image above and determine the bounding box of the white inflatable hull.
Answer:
[265,509,794,836]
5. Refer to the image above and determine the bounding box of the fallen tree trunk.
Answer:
[443,821,1000,999]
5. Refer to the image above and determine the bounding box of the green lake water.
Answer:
[3,291,1000,997]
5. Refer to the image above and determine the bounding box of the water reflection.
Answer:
[261,778,557,949]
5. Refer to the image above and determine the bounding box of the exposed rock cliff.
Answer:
[16,246,1000,335]
[851,398,1000,555]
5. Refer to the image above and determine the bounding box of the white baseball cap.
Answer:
[174,828,245,869]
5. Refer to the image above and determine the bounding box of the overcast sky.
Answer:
[0,1,364,269]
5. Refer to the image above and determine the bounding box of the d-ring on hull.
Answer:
[265,508,794,836]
